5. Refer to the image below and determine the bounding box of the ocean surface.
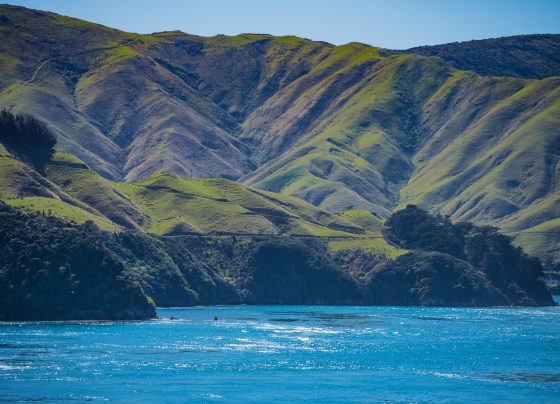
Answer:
[1,300,559,403]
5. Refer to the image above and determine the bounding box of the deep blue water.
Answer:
[1,301,560,403]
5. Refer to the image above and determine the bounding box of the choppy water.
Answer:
[1,301,560,402]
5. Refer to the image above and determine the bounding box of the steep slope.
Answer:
[398,75,560,261]
[406,34,560,79]
[0,6,135,179]
[0,5,559,263]
[0,5,253,180]
[240,53,451,215]
[0,143,146,229]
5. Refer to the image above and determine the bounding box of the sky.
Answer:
[6,0,560,49]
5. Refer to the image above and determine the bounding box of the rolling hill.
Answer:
[0,4,558,263]
[0,140,400,258]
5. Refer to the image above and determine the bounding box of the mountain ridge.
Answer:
[0,4,559,263]
[405,34,560,79]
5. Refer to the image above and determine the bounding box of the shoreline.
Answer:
[2,298,558,323]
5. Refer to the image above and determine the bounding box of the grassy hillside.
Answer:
[397,76,560,262]
[5,196,116,231]
[0,5,558,263]
[0,143,146,228]
[0,143,401,257]
[44,152,147,228]
[114,173,366,237]
[240,54,451,215]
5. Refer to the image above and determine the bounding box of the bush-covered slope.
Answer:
[370,251,502,306]
[0,200,552,320]
[0,203,156,320]
[380,205,553,306]
[405,34,560,79]
[163,236,367,305]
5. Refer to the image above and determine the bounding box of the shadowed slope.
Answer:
[406,34,560,79]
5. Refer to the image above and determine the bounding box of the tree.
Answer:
[0,109,57,171]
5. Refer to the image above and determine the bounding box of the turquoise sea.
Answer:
[1,300,559,402]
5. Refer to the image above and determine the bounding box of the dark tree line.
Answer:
[0,200,553,320]
[406,34,560,79]
[0,109,56,150]
[0,202,155,320]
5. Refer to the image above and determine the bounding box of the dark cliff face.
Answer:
[143,232,554,308]
[153,236,365,306]
[238,240,364,305]
[369,251,506,307]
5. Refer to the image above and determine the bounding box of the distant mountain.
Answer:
[405,34,560,79]
[0,5,558,264]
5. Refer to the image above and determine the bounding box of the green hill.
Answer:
[114,174,366,237]
[0,5,558,264]
[0,136,400,257]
